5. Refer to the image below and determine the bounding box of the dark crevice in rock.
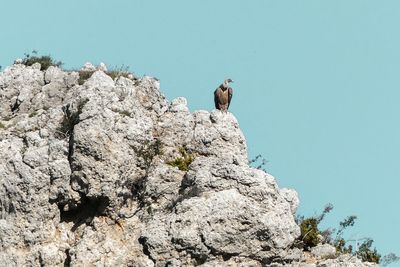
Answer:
[138,236,156,264]
[64,249,71,267]
[67,131,75,165]
[120,138,164,218]
[131,139,163,171]
[118,175,148,219]
[22,135,29,149]
[261,256,284,266]
[166,173,197,211]
[11,99,21,113]
[58,195,110,231]
[39,252,45,267]
[56,99,88,140]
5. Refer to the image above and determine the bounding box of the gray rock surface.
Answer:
[311,244,336,259]
[97,62,108,72]
[0,62,377,266]
[318,254,379,267]
[273,253,379,267]
[80,62,96,72]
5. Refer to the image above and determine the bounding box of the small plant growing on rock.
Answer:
[106,65,131,80]
[299,217,320,249]
[356,239,381,263]
[78,70,95,85]
[167,147,194,171]
[296,204,391,265]
[249,154,268,172]
[333,215,357,254]
[77,65,133,85]
[134,139,164,169]
[297,203,333,249]
[56,99,88,138]
[0,122,5,129]
[22,50,62,71]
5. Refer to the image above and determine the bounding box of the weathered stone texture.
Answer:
[0,63,376,267]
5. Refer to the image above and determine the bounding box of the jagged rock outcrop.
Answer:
[0,62,377,266]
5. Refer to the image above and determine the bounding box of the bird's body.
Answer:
[214,79,233,112]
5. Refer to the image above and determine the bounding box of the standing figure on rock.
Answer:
[214,78,233,112]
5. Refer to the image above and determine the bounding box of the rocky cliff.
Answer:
[0,62,377,267]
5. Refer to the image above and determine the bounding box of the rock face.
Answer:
[0,63,376,267]
[311,244,336,260]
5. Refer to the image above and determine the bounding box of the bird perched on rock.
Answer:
[214,79,233,112]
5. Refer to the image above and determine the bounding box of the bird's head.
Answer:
[223,78,234,87]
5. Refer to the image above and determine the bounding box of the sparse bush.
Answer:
[78,70,95,85]
[106,65,131,80]
[22,50,62,71]
[56,99,88,138]
[0,122,5,129]
[134,139,164,169]
[356,239,380,263]
[249,154,268,172]
[77,65,132,85]
[296,204,395,264]
[167,147,194,171]
[297,205,357,254]
[381,253,400,267]
[316,203,334,223]
[333,215,357,253]
[335,238,353,255]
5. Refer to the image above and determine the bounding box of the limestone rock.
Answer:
[280,188,300,215]
[0,62,375,267]
[311,244,336,259]
[97,62,108,72]
[170,97,189,113]
[80,62,96,72]
[31,62,41,70]
[318,254,379,267]
[44,66,65,84]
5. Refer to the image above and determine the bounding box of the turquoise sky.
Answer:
[1,0,399,256]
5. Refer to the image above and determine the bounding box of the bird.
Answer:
[214,79,233,112]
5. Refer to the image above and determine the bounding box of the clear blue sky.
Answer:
[1,0,399,256]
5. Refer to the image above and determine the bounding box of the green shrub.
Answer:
[297,204,359,253]
[22,50,62,71]
[0,122,5,129]
[299,218,320,249]
[335,238,352,255]
[296,204,392,264]
[356,239,381,263]
[167,147,194,171]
